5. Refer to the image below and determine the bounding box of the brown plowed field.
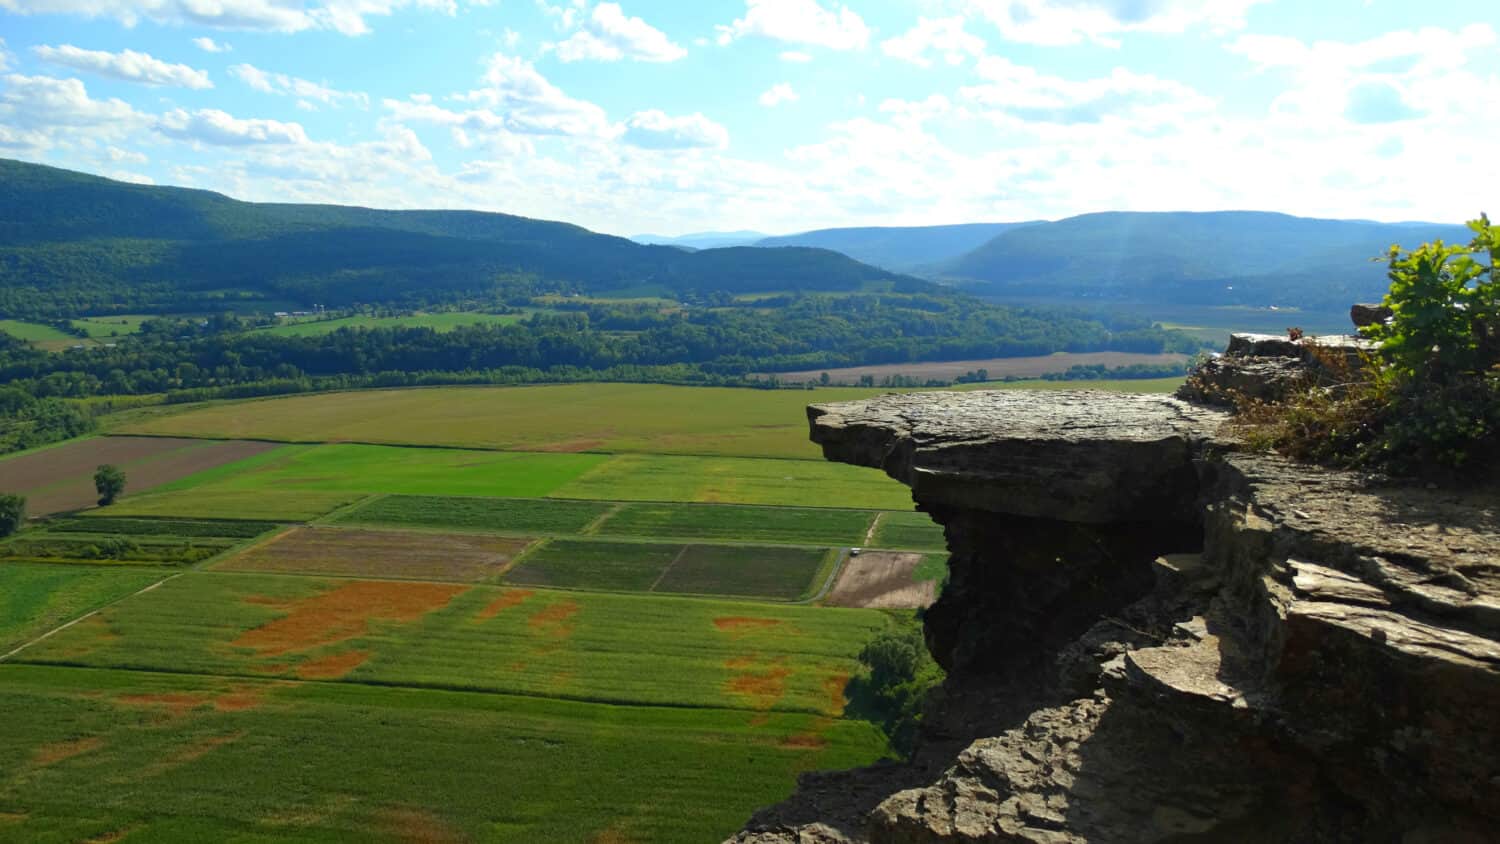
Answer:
[0,436,283,516]
[825,551,936,609]
[214,527,534,582]
[763,351,1186,384]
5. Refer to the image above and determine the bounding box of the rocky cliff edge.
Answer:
[733,345,1499,843]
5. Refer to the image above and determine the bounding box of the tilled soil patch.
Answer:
[2,437,283,516]
[825,551,937,609]
[214,526,533,582]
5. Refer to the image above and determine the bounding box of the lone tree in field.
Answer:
[0,494,24,537]
[94,464,126,506]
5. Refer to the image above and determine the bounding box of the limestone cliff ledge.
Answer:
[736,387,1499,844]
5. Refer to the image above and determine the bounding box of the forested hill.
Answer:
[0,158,907,318]
[755,223,1042,272]
[941,211,1469,315]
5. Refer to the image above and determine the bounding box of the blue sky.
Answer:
[0,1,1495,236]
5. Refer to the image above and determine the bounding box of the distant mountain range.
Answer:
[754,223,1042,272]
[0,159,906,318]
[630,231,768,249]
[939,211,1468,315]
[656,212,1463,320]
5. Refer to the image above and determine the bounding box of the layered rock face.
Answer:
[734,359,1499,843]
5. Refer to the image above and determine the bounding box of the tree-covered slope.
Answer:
[0,159,903,317]
[754,223,1042,272]
[943,211,1469,313]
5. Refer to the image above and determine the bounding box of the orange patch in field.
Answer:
[475,589,534,620]
[117,692,211,717]
[589,826,638,844]
[823,673,850,716]
[144,731,246,777]
[31,736,104,767]
[374,805,466,844]
[714,616,781,635]
[778,733,830,750]
[212,686,267,712]
[234,581,468,657]
[296,650,371,680]
[725,656,791,711]
[527,599,579,637]
[0,812,27,824]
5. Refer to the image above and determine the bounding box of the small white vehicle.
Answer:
[849,547,862,556]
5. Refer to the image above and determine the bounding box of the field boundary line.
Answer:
[647,545,692,593]
[862,513,883,546]
[0,572,183,664]
[795,548,849,606]
[312,494,383,525]
[200,525,299,571]
[579,503,623,536]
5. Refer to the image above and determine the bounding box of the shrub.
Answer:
[0,494,25,537]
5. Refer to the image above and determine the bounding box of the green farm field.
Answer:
[70,314,150,338]
[257,311,523,337]
[334,494,612,534]
[596,501,874,546]
[0,664,885,843]
[505,539,834,600]
[0,319,76,345]
[87,441,911,513]
[17,572,886,715]
[0,563,163,653]
[111,381,1180,460]
[870,511,948,551]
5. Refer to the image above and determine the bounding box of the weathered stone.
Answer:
[733,372,1500,844]
[808,390,1228,524]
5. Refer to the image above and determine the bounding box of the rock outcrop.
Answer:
[733,348,1499,843]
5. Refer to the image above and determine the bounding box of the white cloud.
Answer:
[622,110,728,150]
[716,0,869,51]
[455,52,614,137]
[758,82,798,107]
[0,38,12,72]
[1228,24,1497,128]
[0,73,144,153]
[961,55,1212,124]
[968,0,1268,47]
[779,50,812,63]
[106,145,147,164]
[554,3,686,63]
[33,45,213,89]
[193,37,231,53]
[230,64,368,109]
[0,0,458,37]
[882,17,984,67]
[157,108,309,146]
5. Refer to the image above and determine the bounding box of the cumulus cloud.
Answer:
[554,3,686,63]
[0,0,458,37]
[33,45,213,89]
[881,17,985,67]
[455,52,614,137]
[157,108,309,146]
[622,110,728,150]
[0,73,144,152]
[717,0,869,51]
[230,64,368,108]
[968,0,1269,47]
[758,82,798,107]
[193,37,231,53]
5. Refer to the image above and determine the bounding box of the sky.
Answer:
[0,1,1496,237]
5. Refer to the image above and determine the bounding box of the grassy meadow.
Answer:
[0,564,163,653]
